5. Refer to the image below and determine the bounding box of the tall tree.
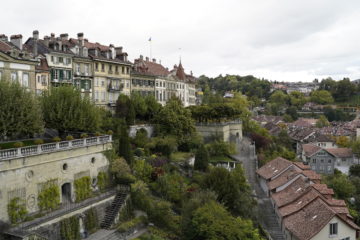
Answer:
[115,94,135,125]
[41,86,100,136]
[310,90,334,104]
[194,144,209,171]
[118,122,133,166]
[0,80,43,140]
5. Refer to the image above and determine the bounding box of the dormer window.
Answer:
[83,47,88,57]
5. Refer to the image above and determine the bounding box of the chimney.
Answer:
[190,71,193,76]
[60,33,68,41]
[140,55,143,60]
[152,58,156,63]
[10,34,23,50]
[115,47,123,55]
[44,36,50,47]
[32,30,39,56]
[56,37,62,51]
[145,57,149,62]
[77,32,84,46]
[50,33,55,41]
[0,34,8,42]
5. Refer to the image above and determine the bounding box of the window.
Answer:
[122,66,125,74]
[59,57,63,63]
[328,159,332,163]
[51,56,54,62]
[41,75,47,86]
[37,75,41,83]
[101,64,105,72]
[76,64,80,73]
[66,58,71,64]
[312,159,316,163]
[340,237,350,240]
[101,80,105,87]
[85,64,89,74]
[95,63,99,71]
[22,73,29,87]
[11,72,17,81]
[115,66,118,73]
[329,222,338,236]
[321,159,324,163]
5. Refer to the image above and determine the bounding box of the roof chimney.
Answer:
[60,33,68,41]
[32,30,39,56]
[44,36,50,47]
[50,33,55,41]
[140,55,143,60]
[152,58,156,63]
[0,34,8,42]
[77,33,84,46]
[10,34,23,50]
[145,57,149,62]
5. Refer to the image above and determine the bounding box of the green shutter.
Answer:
[68,71,72,80]
[59,70,64,80]
[51,69,55,80]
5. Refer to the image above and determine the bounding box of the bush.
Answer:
[95,132,101,136]
[34,139,44,145]
[7,198,27,224]
[74,176,92,202]
[97,172,110,191]
[13,142,24,148]
[107,130,113,135]
[146,137,177,157]
[118,216,147,233]
[38,180,60,212]
[84,208,98,234]
[60,216,80,240]
[65,135,74,141]
[134,148,145,157]
[52,136,61,142]
[80,133,88,138]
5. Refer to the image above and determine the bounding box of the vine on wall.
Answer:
[38,179,60,212]
[84,208,98,234]
[74,176,92,202]
[7,197,28,224]
[60,216,80,240]
[97,172,109,191]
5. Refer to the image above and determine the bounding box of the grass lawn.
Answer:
[170,152,193,163]
[209,155,234,163]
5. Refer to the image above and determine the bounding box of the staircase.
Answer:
[100,192,128,229]
[260,199,285,240]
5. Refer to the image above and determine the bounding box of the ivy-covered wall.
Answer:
[84,208,98,234]
[38,179,60,212]
[74,176,92,202]
[97,171,110,191]
[60,216,80,240]
[7,197,27,224]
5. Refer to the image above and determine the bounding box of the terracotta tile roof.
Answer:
[302,170,321,181]
[288,128,315,141]
[302,144,321,157]
[134,58,170,77]
[256,157,293,180]
[267,167,302,191]
[326,148,353,158]
[326,198,346,207]
[272,177,310,207]
[0,40,12,52]
[311,184,334,195]
[283,198,336,240]
[293,162,311,170]
[292,118,317,128]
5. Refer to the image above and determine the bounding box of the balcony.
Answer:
[0,135,112,160]
[108,83,124,92]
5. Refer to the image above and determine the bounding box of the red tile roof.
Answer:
[302,144,321,157]
[326,148,353,158]
[256,157,293,180]
[272,177,310,207]
[302,170,321,181]
[293,162,311,170]
[311,184,334,195]
[267,167,302,191]
[0,40,12,52]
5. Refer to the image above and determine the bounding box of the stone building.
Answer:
[195,120,243,143]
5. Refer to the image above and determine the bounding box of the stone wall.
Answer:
[195,121,242,143]
[129,124,154,138]
[0,140,112,222]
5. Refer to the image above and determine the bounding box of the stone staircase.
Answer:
[100,192,128,229]
[260,199,285,240]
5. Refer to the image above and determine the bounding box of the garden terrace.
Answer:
[0,135,112,160]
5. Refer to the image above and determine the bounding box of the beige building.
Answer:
[34,58,50,95]
[0,34,37,91]
[195,120,243,143]
[0,135,112,222]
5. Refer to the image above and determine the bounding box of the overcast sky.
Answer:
[2,0,360,82]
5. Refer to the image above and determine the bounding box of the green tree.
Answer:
[118,123,133,165]
[110,157,135,184]
[315,115,330,128]
[289,91,307,108]
[116,94,135,125]
[41,86,100,135]
[133,159,153,183]
[310,90,334,104]
[269,90,289,107]
[189,201,262,240]
[131,92,148,120]
[144,94,162,121]
[194,144,209,171]
[0,80,43,140]
[324,172,355,199]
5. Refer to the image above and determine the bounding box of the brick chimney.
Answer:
[44,36,50,47]
[50,33,55,41]
[10,34,23,50]
[145,57,149,62]
[152,58,156,63]
[77,32,84,47]
[32,30,39,56]
[60,33,68,41]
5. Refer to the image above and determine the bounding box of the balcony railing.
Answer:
[0,135,112,160]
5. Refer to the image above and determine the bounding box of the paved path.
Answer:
[233,137,284,240]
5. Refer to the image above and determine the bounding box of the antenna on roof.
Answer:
[178,47,182,62]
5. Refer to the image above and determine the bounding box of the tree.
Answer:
[333,78,356,102]
[131,92,147,120]
[310,90,334,104]
[0,80,43,140]
[285,106,299,120]
[118,123,133,165]
[350,165,360,177]
[194,144,209,171]
[41,86,100,135]
[144,94,162,121]
[154,97,195,143]
[189,201,262,240]
[110,157,135,184]
[289,91,307,108]
[269,90,289,107]
[316,115,330,128]
[335,136,350,148]
[116,94,135,125]
[324,173,355,200]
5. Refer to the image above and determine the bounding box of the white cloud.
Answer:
[1,0,360,82]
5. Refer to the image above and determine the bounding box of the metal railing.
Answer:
[0,135,112,160]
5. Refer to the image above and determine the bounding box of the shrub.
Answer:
[118,216,147,233]
[107,130,113,135]
[80,133,88,138]
[38,180,60,212]
[97,172,109,191]
[13,142,24,148]
[60,216,80,240]
[65,135,74,141]
[134,148,145,157]
[52,136,61,142]
[7,198,27,224]
[34,139,44,145]
[95,132,101,136]
[84,208,98,234]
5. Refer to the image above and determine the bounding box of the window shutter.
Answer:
[59,70,64,80]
